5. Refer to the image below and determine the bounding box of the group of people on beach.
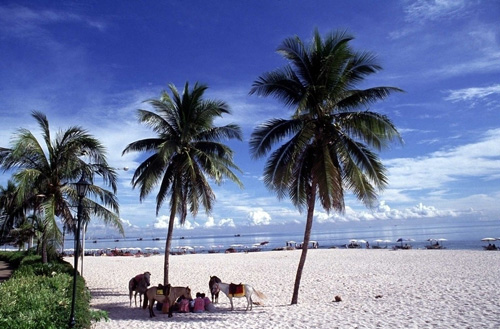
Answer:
[168,292,216,313]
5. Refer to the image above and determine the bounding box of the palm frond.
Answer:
[250,118,302,159]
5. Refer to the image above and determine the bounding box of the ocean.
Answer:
[60,218,499,254]
[2,217,498,253]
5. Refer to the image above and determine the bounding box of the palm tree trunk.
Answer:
[41,234,48,264]
[291,187,316,304]
[163,209,176,286]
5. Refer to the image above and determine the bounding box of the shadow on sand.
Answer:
[91,300,266,323]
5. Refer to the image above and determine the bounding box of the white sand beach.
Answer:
[75,249,500,329]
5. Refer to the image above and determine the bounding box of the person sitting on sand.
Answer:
[193,292,205,313]
[177,295,190,313]
[202,293,215,312]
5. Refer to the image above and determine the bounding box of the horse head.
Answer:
[211,282,220,295]
[144,272,151,286]
[209,275,221,285]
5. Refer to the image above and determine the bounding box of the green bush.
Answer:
[0,252,108,329]
[19,254,42,266]
[0,250,30,267]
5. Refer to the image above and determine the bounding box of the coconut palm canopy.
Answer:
[0,111,123,261]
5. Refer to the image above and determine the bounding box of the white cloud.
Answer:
[218,218,236,228]
[153,215,169,229]
[385,128,500,192]
[203,216,236,228]
[120,218,136,228]
[404,0,466,23]
[0,4,107,38]
[176,219,198,230]
[151,215,200,230]
[390,0,468,39]
[445,84,500,102]
[314,201,457,223]
[204,216,216,228]
[247,208,271,226]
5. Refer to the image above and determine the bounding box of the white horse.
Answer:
[215,282,266,311]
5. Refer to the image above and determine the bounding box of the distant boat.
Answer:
[114,239,119,242]
[137,238,143,241]
[234,234,241,237]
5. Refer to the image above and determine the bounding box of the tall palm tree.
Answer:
[0,111,123,262]
[123,82,243,285]
[249,29,403,304]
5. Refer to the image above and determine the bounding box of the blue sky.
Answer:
[1,1,499,238]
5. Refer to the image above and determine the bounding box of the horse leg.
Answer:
[168,305,173,318]
[229,297,234,311]
[129,288,133,307]
[215,292,219,304]
[149,301,155,318]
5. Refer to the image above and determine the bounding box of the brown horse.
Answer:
[143,285,192,318]
[209,275,222,303]
[128,271,151,307]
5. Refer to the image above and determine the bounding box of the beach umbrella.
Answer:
[481,237,496,242]
[397,238,414,247]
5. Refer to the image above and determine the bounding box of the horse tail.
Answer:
[254,289,266,300]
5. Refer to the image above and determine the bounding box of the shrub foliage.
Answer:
[0,251,108,329]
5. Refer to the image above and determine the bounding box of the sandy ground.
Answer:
[73,249,500,329]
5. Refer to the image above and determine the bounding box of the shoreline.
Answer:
[75,249,500,328]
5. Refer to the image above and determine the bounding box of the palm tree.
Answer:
[249,29,403,304]
[0,111,123,262]
[123,82,243,285]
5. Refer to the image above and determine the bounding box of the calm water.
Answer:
[60,219,500,253]
[3,219,498,253]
